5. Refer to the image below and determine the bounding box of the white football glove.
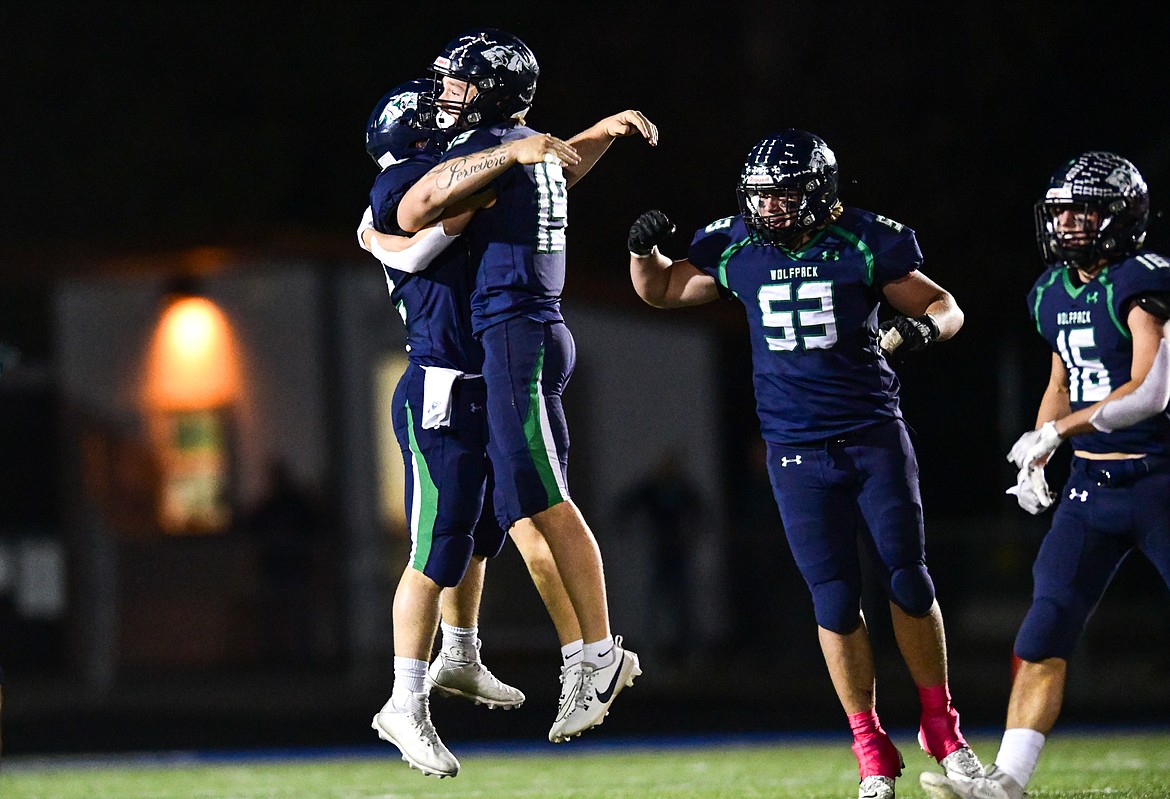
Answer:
[1007,420,1063,470]
[1006,464,1055,515]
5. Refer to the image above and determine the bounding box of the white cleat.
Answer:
[547,661,584,743]
[371,691,459,778]
[549,635,640,743]
[859,774,896,799]
[939,746,985,779]
[428,644,525,709]
[920,765,1026,799]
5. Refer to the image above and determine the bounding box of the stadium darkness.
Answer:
[2,0,1170,754]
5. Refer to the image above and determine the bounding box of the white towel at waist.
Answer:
[420,367,482,429]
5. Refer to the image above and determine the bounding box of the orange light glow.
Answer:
[144,296,240,410]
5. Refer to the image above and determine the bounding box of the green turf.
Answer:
[2,732,1169,799]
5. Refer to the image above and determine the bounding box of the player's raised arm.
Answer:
[878,270,964,354]
[627,210,719,308]
[397,134,580,232]
[563,110,658,189]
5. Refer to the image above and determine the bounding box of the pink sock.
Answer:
[847,709,903,778]
[918,683,966,759]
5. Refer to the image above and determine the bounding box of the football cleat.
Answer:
[920,765,1026,799]
[549,636,640,743]
[547,661,584,743]
[938,746,986,780]
[428,644,525,709]
[371,691,459,778]
[859,774,896,799]
[918,730,985,780]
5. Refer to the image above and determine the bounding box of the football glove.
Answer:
[1007,420,1063,470]
[1006,463,1055,515]
[628,210,675,257]
[878,314,940,355]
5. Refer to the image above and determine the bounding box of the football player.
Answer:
[396,28,657,743]
[921,153,1170,799]
[626,130,983,799]
[358,80,583,777]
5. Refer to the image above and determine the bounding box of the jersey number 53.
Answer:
[758,280,838,351]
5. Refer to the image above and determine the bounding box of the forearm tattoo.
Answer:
[437,144,510,189]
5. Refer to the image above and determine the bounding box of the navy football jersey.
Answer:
[689,207,923,444]
[440,123,567,334]
[369,155,484,373]
[1028,251,1170,455]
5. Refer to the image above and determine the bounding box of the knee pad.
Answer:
[888,562,936,617]
[420,533,474,588]
[1014,596,1086,661]
[811,579,863,633]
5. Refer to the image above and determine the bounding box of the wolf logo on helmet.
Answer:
[481,45,530,73]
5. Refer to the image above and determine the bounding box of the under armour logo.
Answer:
[1069,488,1089,502]
[468,402,482,413]
[1086,291,1099,304]
[781,455,802,467]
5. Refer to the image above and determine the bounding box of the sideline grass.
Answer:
[2,731,1169,799]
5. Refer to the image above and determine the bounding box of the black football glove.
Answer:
[628,210,675,257]
[878,315,940,355]
[1137,292,1170,321]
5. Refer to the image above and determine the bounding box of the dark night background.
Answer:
[2,0,1170,754]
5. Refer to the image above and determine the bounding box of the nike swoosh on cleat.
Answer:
[594,660,623,704]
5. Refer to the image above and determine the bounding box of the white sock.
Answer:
[441,621,479,659]
[389,656,428,707]
[995,727,1046,788]
[583,635,616,668]
[561,638,584,668]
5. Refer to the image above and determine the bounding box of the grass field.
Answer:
[2,731,1169,799]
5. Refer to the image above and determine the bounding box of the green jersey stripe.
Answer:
[405,401,438,571]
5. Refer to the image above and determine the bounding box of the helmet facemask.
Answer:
[739,171,833,247]
[1035,201,1104,268]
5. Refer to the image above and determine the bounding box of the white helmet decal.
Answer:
[377,91,419,127]
[481,45,528,73]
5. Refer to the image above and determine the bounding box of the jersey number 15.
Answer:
[1056,327,1111,402]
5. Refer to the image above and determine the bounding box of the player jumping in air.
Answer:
[358,80,583,777]
[396,28,658,743]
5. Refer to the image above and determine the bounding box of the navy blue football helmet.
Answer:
[1034,151,1149,268]
[425,28,539,130]
[365,79,437,168]
[737,130,840,247]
